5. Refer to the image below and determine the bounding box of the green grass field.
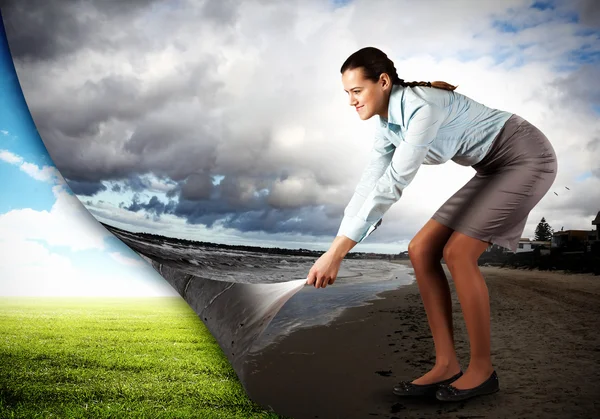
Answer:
[0,297,284,419]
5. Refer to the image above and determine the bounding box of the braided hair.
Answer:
[340,47,457,91]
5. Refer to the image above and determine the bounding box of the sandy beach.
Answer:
[243,262,600,419]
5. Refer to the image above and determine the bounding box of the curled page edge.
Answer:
[138,253,307,389]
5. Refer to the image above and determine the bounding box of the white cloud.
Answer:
[19,161,61,182]
[0,238,177,297]
[0,148,60,182]
[0,183,108,251]
[0,150,107,250]
[109,251,147,267]
[0,149,23,165]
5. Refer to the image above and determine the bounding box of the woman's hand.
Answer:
[305,235,357,288]
[306,250,343,288]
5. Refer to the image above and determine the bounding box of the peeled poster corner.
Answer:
[118,224,394,389]
[137,252,307,384]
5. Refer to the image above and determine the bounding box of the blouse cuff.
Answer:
[336,215,382,243]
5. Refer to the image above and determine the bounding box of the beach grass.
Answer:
[0,297,282,418]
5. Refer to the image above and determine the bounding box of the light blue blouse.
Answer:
[337,84,513,243]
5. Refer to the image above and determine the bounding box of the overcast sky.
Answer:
[1,0,599,253]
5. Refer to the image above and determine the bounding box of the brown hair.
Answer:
[340,47,458,91]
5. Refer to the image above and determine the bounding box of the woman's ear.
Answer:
[379,73,391,90]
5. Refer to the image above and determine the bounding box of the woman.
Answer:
[305,47,557,402]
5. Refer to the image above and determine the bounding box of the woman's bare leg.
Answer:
[408,219,462,384]
[442,231,494,389]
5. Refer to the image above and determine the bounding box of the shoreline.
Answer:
[250,262,416,354]
[244,262,600,419]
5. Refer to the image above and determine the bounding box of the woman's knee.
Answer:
[442,242,460,266]
[408,219,454,266]
[408,237,443,265]
[443,236,486,266]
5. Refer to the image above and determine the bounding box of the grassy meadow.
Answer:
[0,297,284,418]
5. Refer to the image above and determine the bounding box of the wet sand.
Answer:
[243,261,600,419]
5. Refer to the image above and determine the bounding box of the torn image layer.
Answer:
[110,225,412,393]
[144,256,306,381]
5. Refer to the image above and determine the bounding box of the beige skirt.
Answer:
[431,114,557,252]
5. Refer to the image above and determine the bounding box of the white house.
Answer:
[516,238,532,253]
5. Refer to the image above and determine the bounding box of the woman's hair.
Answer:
[340,47,457,91]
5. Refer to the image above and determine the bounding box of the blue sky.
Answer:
[0,23,178,297]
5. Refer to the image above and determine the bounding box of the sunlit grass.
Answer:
[0,297,283,418]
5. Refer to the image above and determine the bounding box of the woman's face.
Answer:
[342,67,391,121]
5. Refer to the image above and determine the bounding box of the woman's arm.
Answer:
[336,128,395,238]
[329,234,357,259]
[338,101,445,243]
[305,133,390,288]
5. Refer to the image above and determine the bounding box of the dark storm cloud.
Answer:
[168,194,339,236]
[123,194,177,216]
[66,179,107,196]
[47,74,146,139]
[0,0,347,241]
[33,79,223,184]
[123,175,150,193]
[0,0,95,61]
[180,173,214,201]
[168,197,229,228]
[166,187,179,199]
[0,2,235,229]
[35,58,223,160]
[222,206,338,236]
[218,175,271,208]
[0,0,242,62]
[168,176,271,217]
[1,0,230,186]
[122,111,220,171]
[114,170,345,237]
[0,0,161,62]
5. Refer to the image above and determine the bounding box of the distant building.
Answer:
[398,251,409,258]
[514,238,551,254]
[485,243,508,253]
[516,238,532,253]
[551,229,596,249]
[531,240,551,255]
[592,211,600,241]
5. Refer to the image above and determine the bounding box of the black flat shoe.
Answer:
[392,370,463,397]
[435,370,500,402]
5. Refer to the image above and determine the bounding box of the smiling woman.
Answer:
[305,46,558,403]
[341,47,457,122]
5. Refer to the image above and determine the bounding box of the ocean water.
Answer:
[251,268,414,353]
